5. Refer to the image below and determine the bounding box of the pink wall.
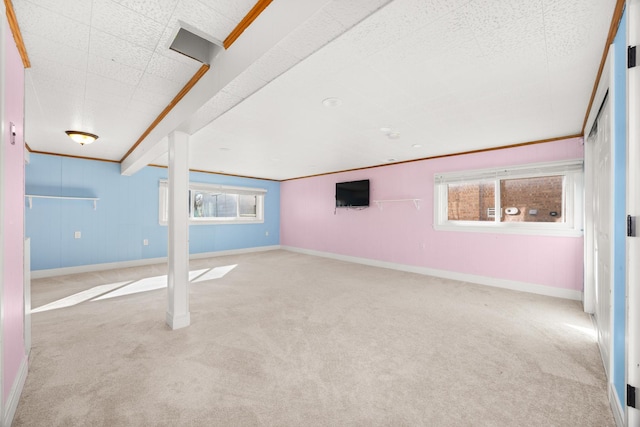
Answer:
[281,137,584,291]
[3,15,26,403]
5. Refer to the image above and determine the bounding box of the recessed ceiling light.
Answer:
[380,126,392,133]
[387,132,400,139]
[322,97,342,107]
[386,158,397,162]
[219,147,230,151]
[412,144,422,148]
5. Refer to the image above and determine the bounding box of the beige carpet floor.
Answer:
[14,250,613,426]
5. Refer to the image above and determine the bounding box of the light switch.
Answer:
[74,231,81,239]
[143,239,149,246]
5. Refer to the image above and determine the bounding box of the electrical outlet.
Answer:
[74,231,81,239]
[143,239,149,246]
[265,231,269,236]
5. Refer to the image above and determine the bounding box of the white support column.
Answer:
[166,131,190,330]
[628,1,640,425]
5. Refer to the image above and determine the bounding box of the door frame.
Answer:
[584,48,616,399]
[585,51,614,318]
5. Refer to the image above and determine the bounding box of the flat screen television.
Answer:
[336,179,370,207]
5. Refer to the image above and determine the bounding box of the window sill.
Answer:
[160,219,264,226]
[434,223,583,237]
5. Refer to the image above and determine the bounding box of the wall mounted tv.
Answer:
[336,179,370,208]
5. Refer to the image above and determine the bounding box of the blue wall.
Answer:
[25,153,280,271]
[612,8,627,408]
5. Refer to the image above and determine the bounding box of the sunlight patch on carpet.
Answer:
[32,264,238,312]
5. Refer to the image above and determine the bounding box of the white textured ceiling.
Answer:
[15,0,617,180]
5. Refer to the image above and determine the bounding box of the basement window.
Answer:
[159,180,266,225]
[434,159,583,236]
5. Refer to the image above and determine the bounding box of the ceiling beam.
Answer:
[224,0,273,49]
[121,0,327,176]
[120,64,209,163]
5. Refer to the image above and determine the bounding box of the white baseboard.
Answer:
[3,354,28,427]
[282,246,583,301]
[31,245,281,279]
[610,383,624,427]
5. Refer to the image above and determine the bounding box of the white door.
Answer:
[587,95,613,378]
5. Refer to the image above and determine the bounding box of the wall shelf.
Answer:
[25,195,99,210]
[372,199,421,210]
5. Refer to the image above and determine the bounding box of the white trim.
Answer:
[23,238,30,356]
[159,179,266,225]
[435,159,584,183]
[610,384,624,427]
[433,223,584,237]
[30,245,282,279]
[584,48,616,384]
[628,2,640,426]
[2,354,27,427]
[434,159,584,237]
[166,312,191,330]
[282,246,582,301]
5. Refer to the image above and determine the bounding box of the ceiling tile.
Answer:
[16,0,92,24]
[127,98,165,117]
[29,57,87,88]
[89,29,155,71]
[131,87,175,109]
[145,52,201,83]
[111,0,179,25]
[543,0,612,59]
[137,72,185,97]
[23,32,88,70]
[85,73,135,105]
[14,1,90,51]
[88,55,144,86]
[91,0,166,51]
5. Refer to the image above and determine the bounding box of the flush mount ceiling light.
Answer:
[65,130,99,145]
[322,97,342,107]
[412,144,422,148]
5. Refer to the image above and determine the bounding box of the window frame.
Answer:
[159,180,266,225]
[433,159,584,237]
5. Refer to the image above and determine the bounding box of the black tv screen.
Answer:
[336,179,370,207]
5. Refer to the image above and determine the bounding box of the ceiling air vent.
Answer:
[169,25,223,65]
